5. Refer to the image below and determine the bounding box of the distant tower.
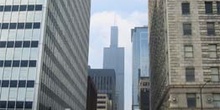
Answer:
[103,26,124,110]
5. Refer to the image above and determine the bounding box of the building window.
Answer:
[210,68,220,82]
[209,44,217,58]
[0,101,6,108]
[217,2,220,14]
[8,101,15,108]
[184,45,193,58]
[213,94,220,107]
[207,22,215,35]
[16,102,24,108]
[182,3,190,15]
[205,1,213,14]
[183,23,192,35]
[186,68,195,82]
[187,93,196,108]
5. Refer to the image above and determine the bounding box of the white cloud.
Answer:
[88,11,148,110]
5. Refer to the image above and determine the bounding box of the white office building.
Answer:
[0,0,91,109]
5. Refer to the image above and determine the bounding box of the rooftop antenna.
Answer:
[114,13,117,26]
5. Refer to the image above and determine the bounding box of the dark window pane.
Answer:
[16,101,24,108]
[0,61,3,67]
[18,80,26,87]
[217,2,220,14]
[15,41,22,47]
[0,6,4,11]
[25,102,33,109]
[0,41,6,47]
[27,81,34,87]
[182,3,190,15]
[20,5,27,11]
[29,60,37,67]
[23,41,30,47]
[2,23,9,29]
[25,23,32,29]
[207,22,215,35]
[4,5,11,11]
[186,68,195,82]
[12,5,19,11]
[31,41,38,47]
[7,41,14,48]
[187,94,196,108]
[183,23,192,35]
[33,23,40,29]
[0,23,1,29]
[28,5,35,11]
[9,23,17,29]
[0,101,6,108]
[21,60,28,67]
[8,101,15,108]
[2,80,9,87]
[10,80,18,87]
[35,5,42,11]
[13,60,20,67]
[205,2,213,14]
[18,23,25,29]
[4,60,12,67]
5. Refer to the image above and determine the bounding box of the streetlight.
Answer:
[200,80,211,110]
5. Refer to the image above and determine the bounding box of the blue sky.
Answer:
[89,0,148,110]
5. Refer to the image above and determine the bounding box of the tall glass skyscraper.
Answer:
[0,0,91,110]
[131,26,148,110]
[103,26,124,110]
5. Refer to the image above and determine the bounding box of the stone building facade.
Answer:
[149,0,220,109]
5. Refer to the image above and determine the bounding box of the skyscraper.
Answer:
[131,26,148,110]
[88,69,116,110]
[103,26,124,110]
[0,0,91,110]
[149,0,220,110]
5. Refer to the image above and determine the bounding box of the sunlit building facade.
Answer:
[0,0,91,109]
[149,0,220,110]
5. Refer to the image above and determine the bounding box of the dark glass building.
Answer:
[139,77,150,110]
[88,69,116,110]
[87,76,97,110]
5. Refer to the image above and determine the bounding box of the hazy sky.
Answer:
[89,0,148,110]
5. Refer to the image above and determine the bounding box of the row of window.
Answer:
[183,22,215,36]
[0,101,32,108]
[0,5,42,12]
[0,41,39,48]
[0,60,37,67]
[0,80,34,88]
[184,44,218,58]
[187,93,220,108]
[182,1,220,15]
[0,22,41,29]
[185,67,220,82]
